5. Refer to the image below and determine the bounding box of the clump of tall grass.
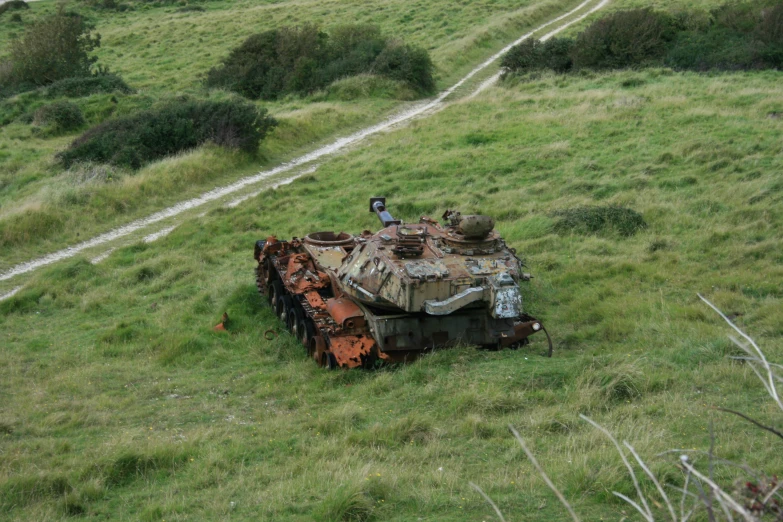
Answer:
[314,482,375,522]
[551,206,647,237]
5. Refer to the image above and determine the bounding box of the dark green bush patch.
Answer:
[44,74,134,98]
[572,8,676,69]
[500,37,574,75]
[58,98,277,169]
[370,42,435,92]
[0,0,29,16]
[501,1,783,77]
[205,24,434,100]
[551,205,648,237]
[32,101,85,134]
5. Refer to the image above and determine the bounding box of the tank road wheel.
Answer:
[255,266,266,296]
[321,351,338,370]
[310,333,326,364]
[263,258,276,284]
[289,306,304,338]
[294,313,315,351]
[268,280,284,310]
[277,294,293,327]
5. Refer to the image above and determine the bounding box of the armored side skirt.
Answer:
[362,306,541,352]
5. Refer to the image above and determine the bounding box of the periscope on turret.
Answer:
[253,198,551,369]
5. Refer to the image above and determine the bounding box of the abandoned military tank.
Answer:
[253,198,551,368]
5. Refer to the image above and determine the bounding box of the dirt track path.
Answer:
[0,0,608,290]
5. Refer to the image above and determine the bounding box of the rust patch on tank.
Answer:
[329,335,375,368]
[326,298,366,329]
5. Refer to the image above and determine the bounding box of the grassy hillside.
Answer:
[0,0,586,93]
[0,0,593,269]
[1,67,781,520]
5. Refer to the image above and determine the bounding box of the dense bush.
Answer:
[500,37,574,74]
[58,99,277,169]
[44,74,134,98]
[757,3,783,66]
[4,9,101,88]
[206,24,435,100]
[0,1,29,16]
[665,1,783,70]
[33,101,85,134]
[665,29,761,70]
[502,1,783,76]
[371,42,435,92]
[572,9,676,69]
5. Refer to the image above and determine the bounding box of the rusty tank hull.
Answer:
[253,198,551,369]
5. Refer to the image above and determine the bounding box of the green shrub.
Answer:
[665,29,762,70]
[58,99,277,169]
[499,1,782,78]
[572,8,676,69]
[711,1,763,33]
[205,24,434,100]
[541,38,576,72]
[665,1,783,70]
[6,9,101,88]
[756,3,783,66]
[501,37,574,74]
[500,39,541,73]
[371,42,435,92]
[552,206,647,237]
[44,74,134,98]
[205,25,327,100]
[0,1,29,16]
[33,101,85,133]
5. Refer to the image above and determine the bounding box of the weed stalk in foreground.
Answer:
[471,295,782,521]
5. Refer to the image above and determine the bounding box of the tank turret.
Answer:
[254,198,551,368]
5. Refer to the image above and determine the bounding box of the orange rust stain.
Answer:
[330,335,375,368]
[305,291,327,311]
[325,298,365,329]
[285,253,330,293]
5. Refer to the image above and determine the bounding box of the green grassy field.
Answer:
[1,64,781,520]
[2,0,607,267]
[1,0,750,268]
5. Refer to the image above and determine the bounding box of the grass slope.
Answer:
[1,68,781,520]
[0,0,590,268]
